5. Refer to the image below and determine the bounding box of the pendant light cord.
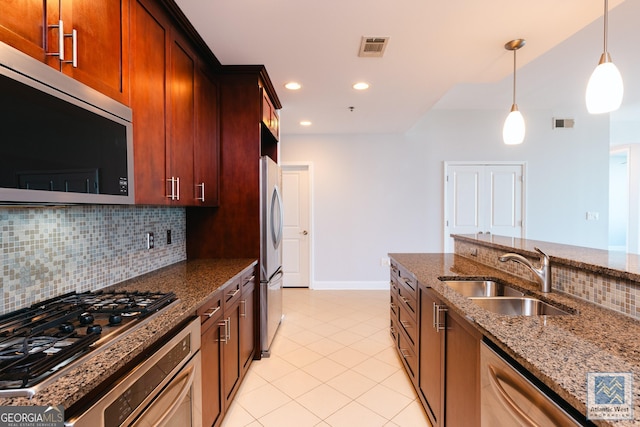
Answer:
[603,0,609,54]
[512,48,517,105]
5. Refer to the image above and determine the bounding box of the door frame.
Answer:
[443,161,527,252]
[281,162,314,288]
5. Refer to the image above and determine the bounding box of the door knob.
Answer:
[300,230,308,235]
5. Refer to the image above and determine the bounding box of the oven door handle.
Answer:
[134,360,196,427]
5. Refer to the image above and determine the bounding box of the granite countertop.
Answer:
[0,258,257,410]
[389,253,640,427]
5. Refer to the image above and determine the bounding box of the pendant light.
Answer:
[503,39,526,145]
[585,0,623,114]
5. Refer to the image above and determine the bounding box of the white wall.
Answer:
[281,108,610,288]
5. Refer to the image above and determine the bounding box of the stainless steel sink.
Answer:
[469,297,571,316]
[442,280,525,297]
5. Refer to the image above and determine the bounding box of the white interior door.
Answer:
[445,163,525,252]
[282,165,310,287]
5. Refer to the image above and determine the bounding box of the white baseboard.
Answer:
[310,281,389,290]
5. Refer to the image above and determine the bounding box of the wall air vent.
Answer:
[358,37,389,57]
[552,118,575,129]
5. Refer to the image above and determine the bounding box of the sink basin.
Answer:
[469,297,571,316]
[442,280,525,297]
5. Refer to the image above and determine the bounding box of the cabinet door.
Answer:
[130,0,168,205]
[240,276,255,374]
[223,298,241,408]
[445,309,481,426]
[166,33,195,205]
[201,317,224,427]
[418,287,445,427]
[60,0,128,103]
[194,66,220,206]
[0,1,48,61]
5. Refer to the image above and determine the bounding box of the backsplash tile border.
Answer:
[0,205,186,315]
[454,240,640,320]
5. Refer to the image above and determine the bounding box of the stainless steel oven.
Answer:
[65,318,202,427]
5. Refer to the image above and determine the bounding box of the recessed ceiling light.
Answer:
[353,82,369,90]
[300,120,312,126]
[285,82,302,90]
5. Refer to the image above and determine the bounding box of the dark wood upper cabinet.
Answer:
[194,66,220,207]
[166,34,196,205]
[130,0,168,205]
[130,0,219,206]
[187,67,281,259]
[0,0,129,104]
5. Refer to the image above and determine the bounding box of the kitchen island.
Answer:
[391,238,640,427]
[0,258,256,414]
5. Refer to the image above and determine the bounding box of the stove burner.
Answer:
[0,290,176,392]
[0,337,59,361]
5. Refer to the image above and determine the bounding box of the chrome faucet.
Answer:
[499,247,552,293]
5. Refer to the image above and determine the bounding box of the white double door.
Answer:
[444,163,525,252]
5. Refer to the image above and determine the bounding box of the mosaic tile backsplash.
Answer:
[0,205,186,315]
[454,239,640,320]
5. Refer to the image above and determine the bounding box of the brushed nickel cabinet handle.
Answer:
[197,182,205,202]
[47,20,65,60]
[63,29,77,67]
[203,306,220,318]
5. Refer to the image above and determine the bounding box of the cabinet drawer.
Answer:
[199,291,223,328]
[390,261,400,279]
[241,269,256,292]
[398,273,417,297]
[397,284,416,318]
[397,301,417,347]
[223,279,242,309]
[398,328,417,381]
[390,292,399,320]
[390,318,399,342]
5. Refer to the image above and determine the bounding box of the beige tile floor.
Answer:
[221,288,432,427]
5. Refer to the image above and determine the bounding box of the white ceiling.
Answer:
[174,0,636,135]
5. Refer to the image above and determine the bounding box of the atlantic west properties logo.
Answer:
[587,372,633,420]
[0,405,64,427]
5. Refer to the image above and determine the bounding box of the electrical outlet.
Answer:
[167,229,172,245]
[146,232,154,249]
[586,212,600,221]
[380,257,391,267]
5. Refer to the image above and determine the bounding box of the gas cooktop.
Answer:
[0,290,177,398]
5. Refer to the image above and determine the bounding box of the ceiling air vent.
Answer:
[552,118,575,129]
[358,37,389,57]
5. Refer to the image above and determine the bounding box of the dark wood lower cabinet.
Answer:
[402,278,481,427]
[418,287,445,426]
[239,274,256,375]
[199,264,257,427]
[201,307,223,427]
[222,295,241,408]
[445,307,481,426]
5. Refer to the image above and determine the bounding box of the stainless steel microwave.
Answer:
[0,42,134,204]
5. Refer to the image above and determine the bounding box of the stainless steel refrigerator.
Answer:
[259,155,284,357]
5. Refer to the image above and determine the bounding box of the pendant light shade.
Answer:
[503,39,526,145]
[503,105,525,145]
[586,55,623,114]
[586,0,623,114]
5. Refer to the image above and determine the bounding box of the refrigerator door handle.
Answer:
[270,267,284,284]
[271,185,284,249]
